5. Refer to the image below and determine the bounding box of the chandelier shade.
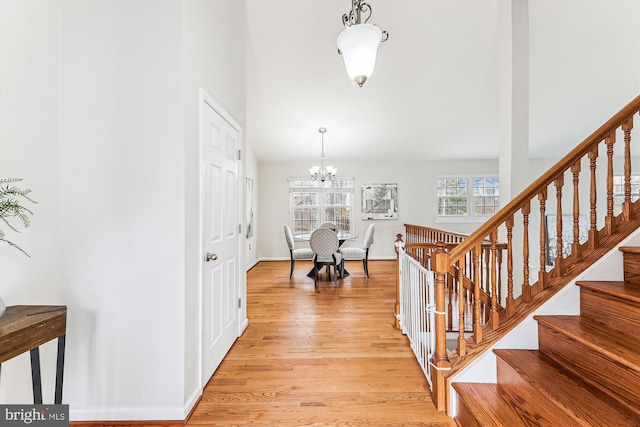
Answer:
[309,128,337,182]
[337,24,383,87]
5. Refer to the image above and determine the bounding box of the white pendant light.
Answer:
[337,1,388,87]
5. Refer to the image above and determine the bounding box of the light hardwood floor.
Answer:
[73,260,456,427]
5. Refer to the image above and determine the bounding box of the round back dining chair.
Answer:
[309,227,343,288]
[319,222,338,233]
[339,224,375,277]
[284,225,314,278]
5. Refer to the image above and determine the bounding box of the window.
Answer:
[613,174,640,215]
[289,178,354,238]
[436,176,499,220]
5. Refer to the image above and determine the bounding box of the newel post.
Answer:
[394,234,404,330]
[431,242,452,412]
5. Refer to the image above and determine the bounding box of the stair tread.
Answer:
[533,315,640,370]
[494,349,638,426]
[619,246,640,254]
[453,382,574,427]
[575,280,640,304]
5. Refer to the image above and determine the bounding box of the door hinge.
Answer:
[238,298,242,308]
[238,224,242,234]
[237,150,241,160]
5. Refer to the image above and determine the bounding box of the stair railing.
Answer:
[395,228,505,335]
[409,95,640,412]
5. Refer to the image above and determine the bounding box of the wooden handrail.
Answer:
[404,224,471,242]
[449,95,640,263]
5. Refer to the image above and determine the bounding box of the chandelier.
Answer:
[309,128,337,182]
[337,0,389,87]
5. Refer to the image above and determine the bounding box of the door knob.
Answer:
[205,253,218,262]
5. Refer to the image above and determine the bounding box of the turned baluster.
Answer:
[554,175,565,275]
[506,215,515,316]
[473,243,482,344]
[467,250,475,319]
[447,272,453,331]
[484,246,490,296]
[538,188,548,289]
[571,160,582,260]
[605,131,616,234]
[588,146,599,249]
[457,256,466,357]
[490,230,499,330]
[623,117,634,220]
[497,249,503,308]
[522,201,531,303]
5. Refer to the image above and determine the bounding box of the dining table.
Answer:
[295,231,358,279]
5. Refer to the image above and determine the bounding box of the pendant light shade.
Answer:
[337,0,388,87]
[337,24,383,87]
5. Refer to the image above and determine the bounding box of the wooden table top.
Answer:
[0,305,67,363]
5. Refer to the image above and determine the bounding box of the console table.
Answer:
[0,305,67,404]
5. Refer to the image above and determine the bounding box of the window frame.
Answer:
[289,177,355,239]
[435,175,500,223]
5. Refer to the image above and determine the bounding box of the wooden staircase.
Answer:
[453,246,640,426]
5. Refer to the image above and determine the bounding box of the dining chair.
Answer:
[284,225,314,278]
[309,227,343,288]
[319,222,338,233]
[339,224,375,277]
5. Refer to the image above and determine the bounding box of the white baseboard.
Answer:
[246,259,260,270]
[240,317,249,333]
[183,386,202,419]
[259,256,291,261]
[70,406,184,422]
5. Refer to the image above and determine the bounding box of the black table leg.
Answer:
[30,347,42,404]
[55,335,66,404]
[307,265,317,277]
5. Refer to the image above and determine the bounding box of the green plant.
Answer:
[0,178,36,256]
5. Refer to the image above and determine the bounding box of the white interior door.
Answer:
[201,93,240,386]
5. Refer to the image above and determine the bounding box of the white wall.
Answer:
[257,159,500,260]
[62,0,185,418]
[0,0,65,404]
[0,0,246,421]
[182,0,247,412]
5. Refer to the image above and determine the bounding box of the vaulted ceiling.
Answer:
[244,0,640,163]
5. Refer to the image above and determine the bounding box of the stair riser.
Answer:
[623,252,640,284]
[538,324,640,418]
[454,400,484,427]
[580,288,640,331]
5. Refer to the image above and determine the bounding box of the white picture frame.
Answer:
[361,183,398,220]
